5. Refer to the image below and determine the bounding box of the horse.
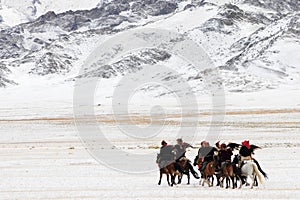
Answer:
[176,157,199,185]
[158,161,177,186]
[157,152,190,186]
[219,161,235,189]
[198,160,217,187]
[232,154,264,189]
[232,154,245,185]
[240,160,264,189]
[233,154,267,188]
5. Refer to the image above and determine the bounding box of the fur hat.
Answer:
[242,140,250,149]
[176,138,183,143]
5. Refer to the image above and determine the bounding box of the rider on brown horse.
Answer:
[194,141,218,177]
[174,138,199,179]
[174,138,193,160]
[157,140,186,174]
[218,143,233,170]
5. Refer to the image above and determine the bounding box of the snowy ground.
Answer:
[0,85,300,199]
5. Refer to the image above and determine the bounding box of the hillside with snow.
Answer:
[0,0,299,93]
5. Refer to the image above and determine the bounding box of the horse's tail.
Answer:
[253,162,264,185]
[187,161,200,179]
[253,159,268,179]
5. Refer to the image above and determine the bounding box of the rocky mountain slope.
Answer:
[0,0,299,95]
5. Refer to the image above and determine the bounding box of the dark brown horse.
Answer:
[177,158,189,184]
[176,157,199,184]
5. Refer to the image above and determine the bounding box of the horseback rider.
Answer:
[174,138,199,179]
[157,140,175,167]
[156,140,186,174]
[193,141,205,165]
[238,140,268,181]
[194,141,218,177]
[238,140,253,169]
[218,143,233,170]
[240,140,252,161]
[174,138,193,160]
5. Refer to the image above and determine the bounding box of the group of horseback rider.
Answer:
[156,138,267,185]
[157,139,200,179]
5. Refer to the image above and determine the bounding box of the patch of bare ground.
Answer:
[0,109,299,124]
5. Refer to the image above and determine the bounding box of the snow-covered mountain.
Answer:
[0,0,103,26]
[0,0,299,95]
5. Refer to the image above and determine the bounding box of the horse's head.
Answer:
[233,154,240,164]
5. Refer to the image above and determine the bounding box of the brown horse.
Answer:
[199,160,217,187]
[158,161,178,186]
[219,161,235,189]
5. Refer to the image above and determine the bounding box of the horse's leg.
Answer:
[172,174,176,187]
[207,176,210,187]
[233,176,237,189]
[202,175,205,186]
[220,176,224,188]
[238,176,243,189]
[231,176,235,189]
[225,177,228,189]
[204,174,211,187]
[199,170,203,185]
[177,173,182,184]
[220,167,225,188]
[223,167,229,189]
[171,174,175,187]
[235,176,239,189]
[216,174,220,186]
[166,174,170,186]
[245,175,250,186]
[209,176,213,187]
[158,171,162,185]
[254,175,258,186]
[187,172,190,185]
[240,177,243,188]
[250,175,255,189]
[227,177,231,189]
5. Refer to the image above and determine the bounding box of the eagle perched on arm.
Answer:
[227,142,241,151]
[227,142,261,152]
